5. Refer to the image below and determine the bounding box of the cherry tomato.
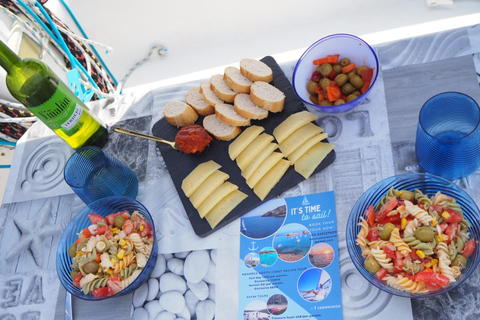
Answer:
[72,272,82,288]
[91,287,109,298]
[95,225,110,235]
[106,210,129,226]
[444,222,458,243]
[376,197,399,223]
[415,271,449,290]
[366,229,379,242]
[88,213,105,224]
[383,213,400,224]
[365,205,375,227]
[429,204,443,214]
[107,276,121,294]
[462,239,475,258]
[443,209,463,223]
[376,268,388,280]
[383,245,396,260]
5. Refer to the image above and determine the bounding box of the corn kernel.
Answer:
[111,228,119,234]
[438,234,448,242]
[442,211,451,219]
[117,249,125,260]
[110,258,116,264]
[76,251,84,257]
[432,217,437,227]
[425,261,432,268]
[416,250,425,259]
[140,225,144,232]
[401,218,407,230]
[398,190,404,195]
[119,239,126,247]
[430,259,439,266]
[106,269,113,274]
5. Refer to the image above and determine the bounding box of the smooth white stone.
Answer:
[159,291,186,314]
[156,289,164,300]
[174,251,190,259]
[131,303,134,317]
[163,253,174,260]
[132,307,149,320]
[144,300,163,319]
[147,278,160,301]
[159,272,187,294]
[187,280,209,301]
[208,284,215,302]
[184,250,210,283]
[151,254,167,278]
[203,259,216,284]
[154,311,176,320]
[176,306,191,320]
[210,249,217,265]
[133,282,149,308]
[196,299,215,320]
[184,289,199,316]
[167,258,185,276]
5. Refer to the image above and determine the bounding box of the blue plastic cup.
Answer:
[64,146,138,204]
[415,92,480,180]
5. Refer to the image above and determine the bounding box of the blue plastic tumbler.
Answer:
[64,146,138,204]
[415,92,480,180]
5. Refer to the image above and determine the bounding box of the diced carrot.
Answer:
[361,81,371,94]
[341,63,356,74]
[96,253,101,263]
[326,86,342,102]
[313,57,329,65]
[424,267,433,273]
[313,54,340,65]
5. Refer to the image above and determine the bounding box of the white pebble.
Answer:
[155,311,176,320]
[133,282,148,308]
[210,249,217,265]
[160,272,187,294]
[132,307,148,320]
[151,254,167,278]
[196,300,215,320]
[163,253,174,260]
[147,278,160,301]
[208,284,215,302]
[167,258,185,275]
[176,306,191,320]
[184,289,199,316]
[187,280,209,301]
[203,259,216,284]
[159,291,186,314]
[144,300,163,319]
[184,250,210,283]
[174,251,190,259]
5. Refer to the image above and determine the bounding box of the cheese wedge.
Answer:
[197,182,238,218]
[205,189,248,228]
[254,159,291,201]
[236,133,274,170]
[273,111,318,144]
[181,161,221,197]
[241,142,278,180]
[288,132,328,163]
[279,123,324,157]
[228,125,264,160]
[189,170,230,208]
[294,142,335,179]
[246,152,285,188]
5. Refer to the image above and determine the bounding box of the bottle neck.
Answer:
[0,40,22,74]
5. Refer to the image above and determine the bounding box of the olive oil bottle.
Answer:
[0,40,108,149]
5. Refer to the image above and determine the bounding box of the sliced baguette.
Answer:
[224,67,252,93]
[250,81,285,113]
[215,103,250,127]
[234,94,268,120]
[200,82,224,106]
[240,59,273,82]
[163,101,198,127]
[185,87,215,116]
[210,74,237,103]
[203,114,241,141]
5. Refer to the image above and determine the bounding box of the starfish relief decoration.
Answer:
[5,199,62,266]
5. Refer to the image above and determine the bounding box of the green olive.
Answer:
[346,93,359,102]
[332,64,342,74]
[70,270,79,279]
[379,223,396,240]
[350,75,364,89]
[347,70,357,79]
[452,254,467,268]
[83,261,100,274]
[334,74,348,87]
[414,226,435,242]
[68,243,77,258]
[114,215,126,229]
[307,81,319,95]
[341,83,355,95]
[309,94,319,105]
[339,58,351,67]
[334,99,346,105]
[356,65,369,75]
[319,100,333,106]
[364,256,381,273]
[320,78,331,91]
[319,63,333,77]
[353,90,362,96]
[399,190,415,202]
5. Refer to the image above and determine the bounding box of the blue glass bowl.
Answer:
[56,196,157,301]
[293,33,379,113]
[346,173,480,298]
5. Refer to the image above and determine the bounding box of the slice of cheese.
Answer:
[246,152,285,189]
[181,161,221,197]
[294,142,335,179]
[279,123,324,157]
[254,158,291,201]
[189,170,230,208]
[241,142,278,180]
[228,125,264,160]
[205,189,248,228]
[197,181,238,218]
[273,111,318,144]
[288,132,328,163]
[236,133,274,170]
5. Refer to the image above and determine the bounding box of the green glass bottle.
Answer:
[0,40,108,149]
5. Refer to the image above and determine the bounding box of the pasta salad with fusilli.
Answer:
[68,210,154,298]
[356,187,476,293]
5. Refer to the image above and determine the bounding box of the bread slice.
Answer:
[185,87,215,116]
[203,114,241,141]
[234,94,268,120]
[210,74,237,103]
[163,101,199,127]
[200,82,224,106]
[250,81,285,113]
[215,103,250,127]
[240,59,273,82]
[224,67,252,93]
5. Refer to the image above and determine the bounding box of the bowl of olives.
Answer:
[346,173,480,298]
[292,33,379,113]
[56,196,157,300]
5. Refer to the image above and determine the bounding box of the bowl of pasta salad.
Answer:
[346,173,480,298]
[56,196,157,300]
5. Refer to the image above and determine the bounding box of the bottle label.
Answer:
[34,82,82,130]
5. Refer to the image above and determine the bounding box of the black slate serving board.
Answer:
[152,56,336,237]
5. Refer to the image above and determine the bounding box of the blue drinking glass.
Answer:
[415,92,480,180]
[64,146,138,204]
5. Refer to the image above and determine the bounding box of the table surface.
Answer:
[2,23,480,320]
